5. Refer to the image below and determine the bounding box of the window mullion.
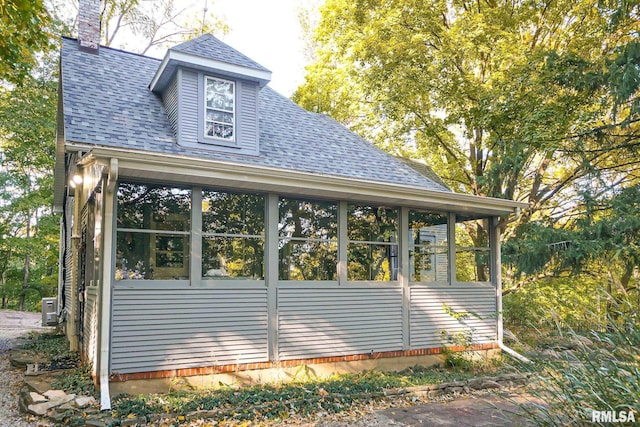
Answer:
[191,187,202,286]
[338,201,348,286]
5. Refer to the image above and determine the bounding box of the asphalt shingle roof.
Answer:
[60,37,450,192]
[172,34,270,72]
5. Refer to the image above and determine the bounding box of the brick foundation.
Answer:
[109,343,499,382]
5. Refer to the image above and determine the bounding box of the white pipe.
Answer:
[499,341,531,364]
[493,216,531,364]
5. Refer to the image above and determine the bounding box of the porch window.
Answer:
[455,217,491,283]
[115,183,191,280]
[347,205,398,281]
[204,76,235,141]
[409,211,448,283]
[278,198,338,280]
[202,191,264,280]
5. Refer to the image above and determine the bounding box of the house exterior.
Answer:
[54,0,526,404]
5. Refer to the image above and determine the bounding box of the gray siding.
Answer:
[409,286,497,349]
[278,287,403,360]
[236,80,259,152]
[178,69,199,145]
[174,68,259,155]
[63,196,74,315]
[163,76,179,136]
[83,286,99,370]
[111,286,268,374]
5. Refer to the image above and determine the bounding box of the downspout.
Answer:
[99,158,117,410]
[492,217,530,364]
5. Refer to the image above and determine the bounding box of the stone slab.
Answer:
[379,392,547,426]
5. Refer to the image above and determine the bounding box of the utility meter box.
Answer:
[41,298,58,326]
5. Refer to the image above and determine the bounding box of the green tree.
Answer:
[0,0,52,83]
[294,0,640,232]
[0,58,58,310]
[55,0,228,55]
[294,0,640,297]
[506,183,640,306]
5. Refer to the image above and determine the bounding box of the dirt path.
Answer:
[0,310,52,427]
[376,391,542,426]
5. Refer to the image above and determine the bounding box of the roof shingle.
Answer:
[60,37,450,193]
[171,34,270,72]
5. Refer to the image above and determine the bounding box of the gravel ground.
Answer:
[0,310,52,427]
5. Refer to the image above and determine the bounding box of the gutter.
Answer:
[499,341,531,363]
[67,144,528,217]
[497,287,531,363]
[98,158,118,410]
[493,217,531,364]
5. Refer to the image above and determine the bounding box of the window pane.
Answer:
[279,240,337,280]
[116,231,190,280]
[347,204,398,282]
[348,243,398,281]
[348,205,397,242]
[202,237,264,280]
[206,110,233,124]
[455,218,491,282]
[206,122,233,140]
[278,198,337,239]
[409,211,449,282]
[206,79,234,111]
[202,191,264,236]
[117,183,191,231]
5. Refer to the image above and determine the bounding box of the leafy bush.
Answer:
[503,276,604,329]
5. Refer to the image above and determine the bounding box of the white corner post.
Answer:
[337,201,348,286]
[99,158,118,410]
[191,187,203,286]
[447,213,456,286]
[266,194,279,362]
[490,217,503,343]
[400,207,410,349]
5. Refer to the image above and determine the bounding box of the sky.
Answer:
[212,0,310,97]
[94,0,313,96]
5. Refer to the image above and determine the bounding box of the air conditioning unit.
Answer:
[41,298,58,327]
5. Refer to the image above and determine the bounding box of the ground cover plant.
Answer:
[19,330,76,363]
[110,361,515,423]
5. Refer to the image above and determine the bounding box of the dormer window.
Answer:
[205,76,235,142]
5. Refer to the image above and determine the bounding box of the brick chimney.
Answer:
[78,0,101,52]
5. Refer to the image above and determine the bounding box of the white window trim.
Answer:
[203,75,236,143]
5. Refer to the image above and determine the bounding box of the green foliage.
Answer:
[0,0,53,83]
[503,184,640,316]
[295,0,639,210]
[516,310,640,425]
[503,277,604,328]
[52,365,97,398]
[0,53,59,311]
[20,331,74,360]
[296,0,640,314]
[111,364,512,421]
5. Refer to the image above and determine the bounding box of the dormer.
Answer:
[150,34,272,155]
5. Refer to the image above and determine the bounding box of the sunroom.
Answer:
[103,171,513,378]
